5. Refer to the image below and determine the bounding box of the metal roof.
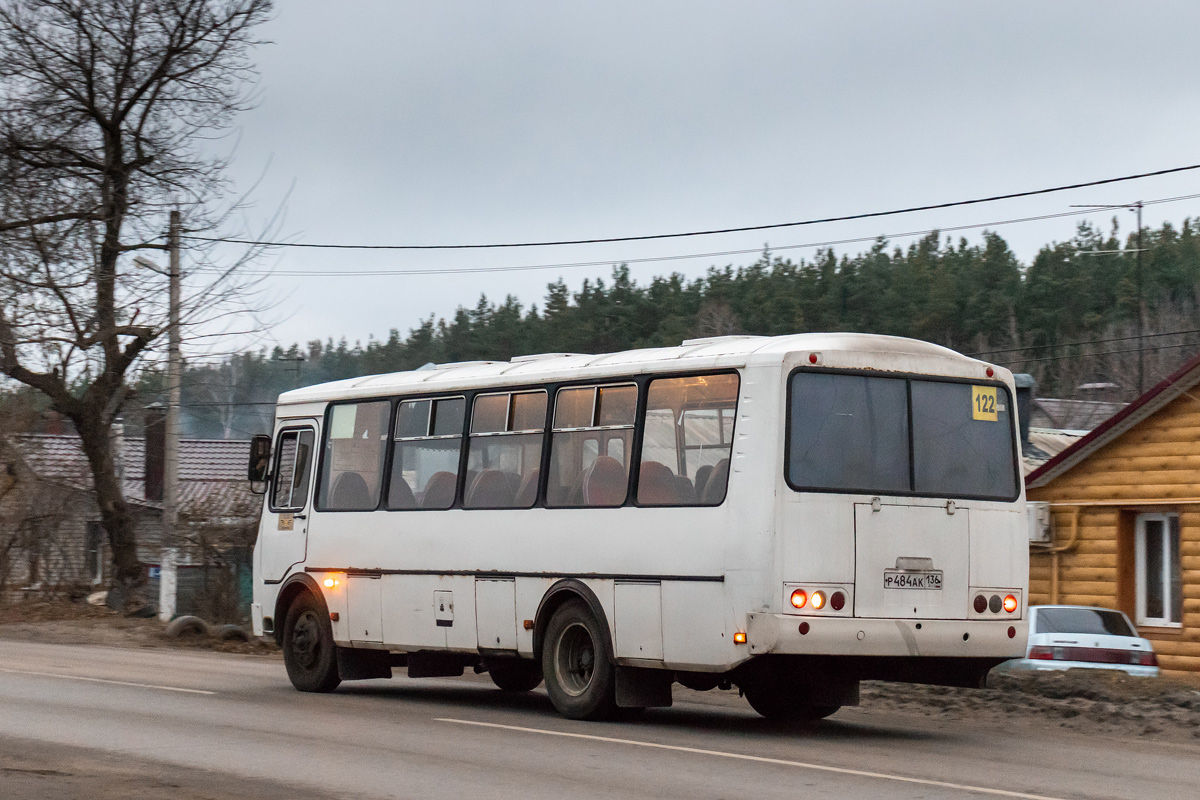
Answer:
[1026,349,1200,488]
[8,434,255,519]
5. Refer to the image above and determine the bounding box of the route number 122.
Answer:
[972,385,998,422]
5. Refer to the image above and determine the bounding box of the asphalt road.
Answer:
[0,640,1197,800]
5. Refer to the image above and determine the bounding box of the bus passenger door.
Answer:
[260,422,318,582]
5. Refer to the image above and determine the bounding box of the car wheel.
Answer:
[486,658,543,692]
[541,600,617,720]
[283,592,341,693]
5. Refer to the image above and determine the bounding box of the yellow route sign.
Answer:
[972,385,998,421]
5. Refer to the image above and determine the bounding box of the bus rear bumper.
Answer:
[746,613,1028,660]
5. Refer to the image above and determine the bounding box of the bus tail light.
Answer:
[830,591,845,611]
[810,591,826,610]
[1003,594,1018,613]
[973,594,988,613]
[790,589,808,609]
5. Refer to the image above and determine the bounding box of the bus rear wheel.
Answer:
[485,658,543,692]
[541,600,617,720]
[283,592,341,693]
[743,682,839,721]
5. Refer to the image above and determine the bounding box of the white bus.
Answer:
[250,333,1028,721]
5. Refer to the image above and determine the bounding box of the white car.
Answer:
[999,605,1160,677]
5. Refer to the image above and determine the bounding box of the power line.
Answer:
[183,163,1200,251]
[993,338,1200,367]
[968,327,1200,358]
[189,191,1200,279]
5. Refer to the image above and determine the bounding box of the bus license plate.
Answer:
[883,570,943,590]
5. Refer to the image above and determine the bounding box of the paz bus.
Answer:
[249,333,1028,721]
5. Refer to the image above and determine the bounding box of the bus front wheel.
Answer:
[541,600,617,720]
[283,592,341,693]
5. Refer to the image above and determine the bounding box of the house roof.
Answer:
[1021,428,1085,476]
[1025,350,1200,488]
[6,433,256,521]
[1029,397,1128,433]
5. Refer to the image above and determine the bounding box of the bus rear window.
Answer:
[787,371,1018,500]
[911,380,1017,499]
[786,373,909,494]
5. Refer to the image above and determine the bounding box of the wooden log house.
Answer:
[1025,354,1200,673]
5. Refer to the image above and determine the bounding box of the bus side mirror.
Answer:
[249,434,271,493]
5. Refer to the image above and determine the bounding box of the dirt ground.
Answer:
[3,599,1199,743]
[0,599,278,655]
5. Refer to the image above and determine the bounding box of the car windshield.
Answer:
[1035,607,1135,637]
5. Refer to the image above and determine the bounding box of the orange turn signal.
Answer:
[733,631,747,644]
[811,591,826,610]
[1003,594,1018,613]
[322,578,339,589]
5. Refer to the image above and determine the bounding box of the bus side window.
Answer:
[317,400,390,511]
[388,396,465,510]
[271,428,314,511]
[465,390,546,509]
[547,384,636,507]
[637,373,739,506]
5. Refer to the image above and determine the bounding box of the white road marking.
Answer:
[437,718,1068,800]
[0,667,216,695]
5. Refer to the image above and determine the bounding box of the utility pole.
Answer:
[159,210,182,622]
[1135,201,1145,394]
[1071,201,1147,394]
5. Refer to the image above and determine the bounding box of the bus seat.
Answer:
[515,469,540,507]
[694,464,714,498]
[584,456,626,506]
[501,471,523,496]
[674,475,697,504]
[388,475,418,509]
[702,458,730,504]
[421,471,458,509]
[330,471,372,510]
[467,469,516,508]
[637,460,678,505]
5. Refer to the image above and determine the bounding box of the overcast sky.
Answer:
[211,1,1200,355]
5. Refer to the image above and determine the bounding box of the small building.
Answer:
[1025,354,1200,673]
[0,429,259,619]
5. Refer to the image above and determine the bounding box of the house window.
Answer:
[1135,512,1183,626]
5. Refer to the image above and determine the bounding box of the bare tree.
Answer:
[0,0,272,610]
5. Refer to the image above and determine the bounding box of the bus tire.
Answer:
[541,600,617,720]
[744,683,839,721]
[283,592,341,693]
[485,658,543,692]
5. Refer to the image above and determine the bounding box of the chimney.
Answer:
[144,403,165,503]
[1013,374,1036,448]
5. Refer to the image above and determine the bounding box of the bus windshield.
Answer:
[787,371,1018,500]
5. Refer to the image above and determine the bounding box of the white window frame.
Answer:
[1134,512,1182,627]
